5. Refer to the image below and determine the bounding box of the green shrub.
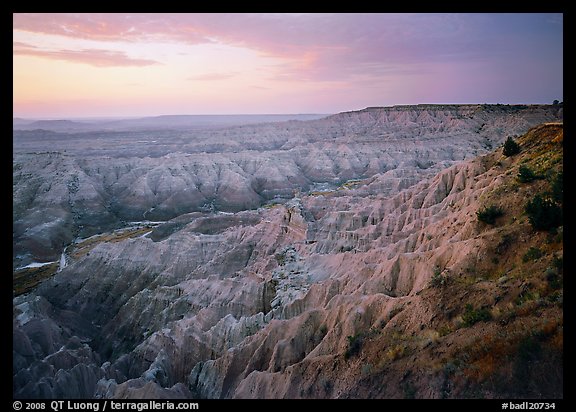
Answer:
[503,136,521,157]
[477,205,504,224]
[522,247,543,262]
[552,172,563,203]
[462,304,492,327]
[345,334,364,359]
[525,195,562,231]
[517,165,538,183]
[430,267,447,288]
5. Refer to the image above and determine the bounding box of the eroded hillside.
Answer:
[13,109,563,399]
[13,104,561,268]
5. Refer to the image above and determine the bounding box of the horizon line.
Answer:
[13,102,562,122]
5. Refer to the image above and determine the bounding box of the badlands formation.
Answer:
[13,104,563,398]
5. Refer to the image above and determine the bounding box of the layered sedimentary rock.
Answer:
[13,107,563,399]
[13,104,561,268]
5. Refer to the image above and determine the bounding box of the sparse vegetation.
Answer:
[476,205,504,225]
[517,165,538,183]
[503,136,521,157]
[522,247,543,262]
[13,263,59,296]
[386,344,409,361]
[495,233,514,255]
[462,304,492,327]
[345,333,364,359]
[525,194,562,231]
[438,325,453,337]
[515,290,537,306]
[430,267,448,288]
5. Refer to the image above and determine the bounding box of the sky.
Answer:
[13,13,563,118]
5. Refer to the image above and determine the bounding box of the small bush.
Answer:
[503,137,521,157]
[477,205,504,225]
[517,165,538,183]
[430,267,448,288]
[462,304,492,327]
[525,195,562,231]
[345,334,364,359]
[522,247,543,262]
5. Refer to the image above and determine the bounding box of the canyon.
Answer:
[13,104,563,398]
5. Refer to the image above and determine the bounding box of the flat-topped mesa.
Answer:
[353,103,560,112]
[325,104,562,124]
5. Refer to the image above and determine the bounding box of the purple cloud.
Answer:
[13,41,160,67]
[13,13,563,104]
[13,13,563,82]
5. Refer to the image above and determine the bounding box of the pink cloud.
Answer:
[11,14,505,81]
[13,13,212,43]
[13,41,159,67]
[13,13,563,105]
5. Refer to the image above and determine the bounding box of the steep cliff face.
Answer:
[13,108,563,399]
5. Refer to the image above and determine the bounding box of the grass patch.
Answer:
[13,262,59,296]
[462,304,492,327]
[71,226,153,259]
